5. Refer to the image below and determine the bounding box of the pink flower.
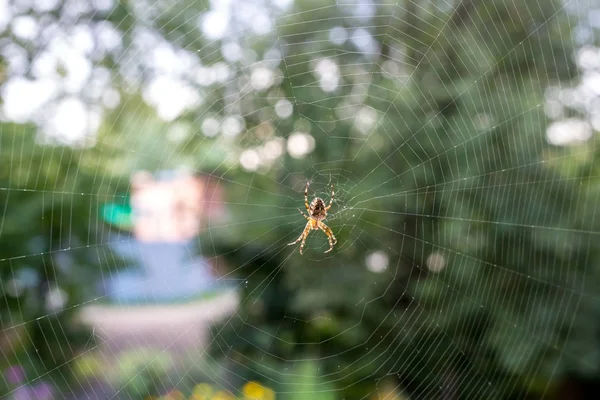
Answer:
[4,365,25,385]
[32,382,54,400]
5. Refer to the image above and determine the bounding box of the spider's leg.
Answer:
[297,208,309,220]
[299,229,310,255]
[288,222,309,245]
[304,181,310,212]
[326,182,334,211]
[288,221,311,255]
[318,221,337,253]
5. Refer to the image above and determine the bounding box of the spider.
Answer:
[288,180,337,255]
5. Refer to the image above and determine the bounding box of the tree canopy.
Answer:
[2,0,600,399]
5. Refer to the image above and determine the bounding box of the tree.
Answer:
[2,0,599,399]
[206,1,600,399]
[0,121,130,394]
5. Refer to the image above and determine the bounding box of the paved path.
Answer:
[69,290,239,399]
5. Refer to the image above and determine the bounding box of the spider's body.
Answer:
[288,181,337,254]
[309,197,327,222]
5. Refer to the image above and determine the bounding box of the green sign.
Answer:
[101,201,133,230]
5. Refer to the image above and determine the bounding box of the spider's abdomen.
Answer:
[310,197,327,220]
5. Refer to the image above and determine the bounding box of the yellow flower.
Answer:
[193,383,214,399]
[242,381,263,399]
[261,387,275,400]
[242,381,274,400]
[211,390,236,400]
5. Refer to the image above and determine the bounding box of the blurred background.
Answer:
[1,0,600,399]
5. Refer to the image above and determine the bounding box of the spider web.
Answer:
[1,0,599,399]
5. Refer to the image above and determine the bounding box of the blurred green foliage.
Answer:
[0,123,130,394]
[206,1,600,399]
[1,0,600,399]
